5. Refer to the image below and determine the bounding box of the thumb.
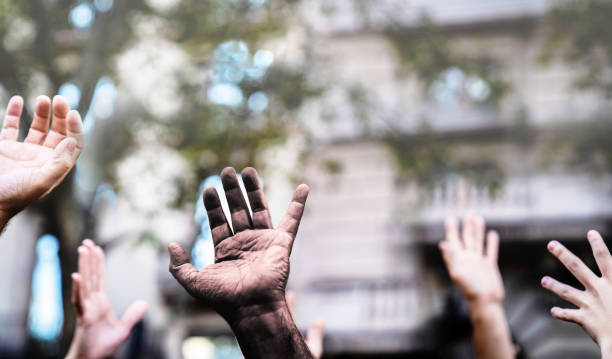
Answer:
[120,300,148,330]
[306,317,325,359]
[35,137,80,197]
[168,242,199,290]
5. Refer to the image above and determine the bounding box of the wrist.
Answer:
[599,336,612,357]
[226,300,312,359]
[466,293,503,310]
[467,297,504,321]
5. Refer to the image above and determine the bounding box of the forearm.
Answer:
[469,300,514,359]
[226,301,313,359]
[600,338,612,359]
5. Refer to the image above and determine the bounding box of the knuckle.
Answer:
[560,287,570,298]
[568,259,581,272]
[594,247,606,258]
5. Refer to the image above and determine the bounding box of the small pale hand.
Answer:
[542,231,612,357]
[66,240,148,359]
[0,95,83,230]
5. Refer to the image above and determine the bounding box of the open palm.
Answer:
[0,95,83,217]
[67,240,148,359]
[169,167,309,318]
[439,214,504,304]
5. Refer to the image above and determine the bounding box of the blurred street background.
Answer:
[1,0,612,358]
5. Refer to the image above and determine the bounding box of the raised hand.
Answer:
[168,167,313,359]
[66,240,148,359]
[541,231,612,356]
[439,214,503,305]
[439,214,513,359]
[0,95,83,230]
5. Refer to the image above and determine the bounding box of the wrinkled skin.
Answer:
[66,240,148,359]
[168,167,313,358]
[542,231,612,356]
[439,214,504,304]
[0,95,83,226]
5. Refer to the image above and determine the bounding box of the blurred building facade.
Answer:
[289,1,611,358]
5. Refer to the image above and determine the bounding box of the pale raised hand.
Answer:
[439,214,503,305]
[439,214,513,359]
[168,167,313,359]
[541,231,612,356]
[0,95,83,229]
[286,291,325,359]
[66,240,148,359]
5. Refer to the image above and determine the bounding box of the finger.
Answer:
[278,184,309,241]
[444,216,461,248]
[306,318,325,359]
[241,167,273,229]
[203,187,233,246]
[462,213,475,250]
[220,167,253,233]
[78,246,91,300]
[286,290,296,317]
[71,273,83,316]
[93,245,107,292]
[121,300,148,330]
[66,109,84,151]
[473,215,485,254]
[438,241,456,267]
[43,95,69,148]
[547,241,597,290]
[167,242,200,293]
[33,137,80,199]
[486,230,500,264]
[587,230,612,278]
[24,95,51,145]
[541,276,585,307]
[1,96,23,141]
[82,239,99,291]
[550,307,582,325]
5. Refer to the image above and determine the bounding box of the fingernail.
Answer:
[547,241,558,251]
[541,276,549,287]
[588,230,597,239]
[550,307,556,315]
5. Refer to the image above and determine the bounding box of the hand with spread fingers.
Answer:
[541,230,612,357]
[168,167,312,359]
[286,291,325,359]
[439,214,513,359]
[66,240,148,359]
[439,214,504,305]
[0,95,83,231]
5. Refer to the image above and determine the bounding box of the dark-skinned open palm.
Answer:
[168,167,309,321]
[0,95,83,224]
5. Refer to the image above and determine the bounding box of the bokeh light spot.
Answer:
[69,3,95,29]
[208,82,243,107]
[94,0,114,12]
[58,83,81,109]
[253,50,274,68]
[248,91,269,113]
